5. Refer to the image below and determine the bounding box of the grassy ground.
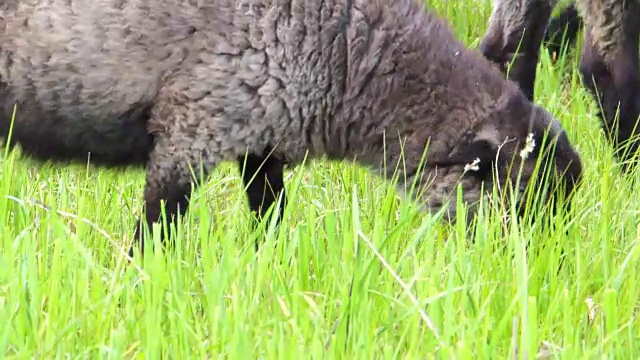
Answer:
[2,0,640,358]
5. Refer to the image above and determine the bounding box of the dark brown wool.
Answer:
[0,0,582,256]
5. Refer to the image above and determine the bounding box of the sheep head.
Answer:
[418,92,583,225]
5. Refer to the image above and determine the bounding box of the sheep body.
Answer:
[0,0,583,255]
[0,0,201,167]
[481,0,640,166]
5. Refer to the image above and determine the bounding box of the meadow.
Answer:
[1,0,640,358]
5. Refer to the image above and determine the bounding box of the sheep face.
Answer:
[423,96,583,224]
[491,106,582,221]
[478,105,582,222]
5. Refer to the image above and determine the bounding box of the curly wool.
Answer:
[0,0,583,254]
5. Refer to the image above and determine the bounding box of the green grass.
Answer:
[2,0,640,358]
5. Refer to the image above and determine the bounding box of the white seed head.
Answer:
[464,158,481,173]
[519,132,536,159]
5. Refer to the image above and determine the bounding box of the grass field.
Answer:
[2,0,640,358]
